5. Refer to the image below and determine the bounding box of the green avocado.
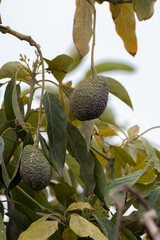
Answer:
[20,145,52,190]
[69,75,109,121]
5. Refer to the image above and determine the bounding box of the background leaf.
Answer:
[53,183,76,207]
[44,54,74,83]
[112,145,136,167]
[43,92,67,175]
[139,187,160,218]
[73,0,93,57]
[6,209,32,231]
[85,62,134,78]
[62,228,78,240]
[104,161,153,205]
[133,0,156,21]
[69,46,83,72]
[66,121,95,197]
[0,61,30,80]
[110,3,137,56]
[108,77,133,109]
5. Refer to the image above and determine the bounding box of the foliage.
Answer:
[0,0,159,240]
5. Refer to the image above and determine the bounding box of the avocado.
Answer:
[20,145,52,190]
[69,75,109,121]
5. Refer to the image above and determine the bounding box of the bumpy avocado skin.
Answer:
[69,75,109,121]
[20,145,52,190]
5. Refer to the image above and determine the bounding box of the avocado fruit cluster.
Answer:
[69,75,109,121]
[20,145,52,191]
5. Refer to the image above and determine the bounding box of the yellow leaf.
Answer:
[73,0,93,57]
[18,216,58,240]
[69,214,108,240]
[136,152,146,165]
[131,162,155,183]
[98,126,117,137]
[110,3,137,56]
[66,202,93,213]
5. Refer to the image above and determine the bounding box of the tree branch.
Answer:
[0,24,45,147]
[109,184,160,240]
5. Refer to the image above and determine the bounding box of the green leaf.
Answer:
[8,150,22,191]
[108,77,133,109]
[104,161,153,205]
[66,202,93,213]
[82,120,95,151]
[39,134,57,170]
[112,145,136,167]
[66,121,95,197]
[134,181,155,198]
[3,129,17,164]
[69,214,108,239]
[0,61,30,80]
[60,85,74,99]
[85,62,134,78]
[0,137,10,188]
[110,3,137,56]
[133,0,156,21]
[94,215,116,240]
[73,0,93,57]
[18,216,58,240]
[6,209,32,231]
[65,153,83,186]
[12,82,24,124]
[139,187,160,218]
[53,183,76,206]
[0,213,6,240]
[44,54,74,83]
[120,211,141,233]
[62,228,78,240]
[4,76,16,121]
[43,92,67,175]
[91,151,107,202]
[141,137,159,164]
[120,227,138,240]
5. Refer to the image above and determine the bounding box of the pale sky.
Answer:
[0,0,160,148]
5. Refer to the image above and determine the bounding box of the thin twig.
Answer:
[0,25,45,148]
[136,126,160,140]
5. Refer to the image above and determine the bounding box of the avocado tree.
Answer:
[0,0,160,240]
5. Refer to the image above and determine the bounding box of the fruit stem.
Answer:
[87,0,97,78]
[34,48,45,148]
